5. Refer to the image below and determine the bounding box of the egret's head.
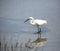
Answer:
[29,17,34,20]
[24,17,34,23]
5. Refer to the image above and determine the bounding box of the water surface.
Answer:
[0,0,60,51]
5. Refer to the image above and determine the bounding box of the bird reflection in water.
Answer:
[24,17,48,49]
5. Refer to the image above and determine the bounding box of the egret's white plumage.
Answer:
[25,17,47,26]
[24,17,47,33]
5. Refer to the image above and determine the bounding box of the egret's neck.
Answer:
[30,19,35,25]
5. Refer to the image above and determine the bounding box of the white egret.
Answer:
[24,17,47,34]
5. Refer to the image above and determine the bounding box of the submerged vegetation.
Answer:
[0,34,47,51]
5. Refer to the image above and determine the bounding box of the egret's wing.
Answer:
[34,19,45,25]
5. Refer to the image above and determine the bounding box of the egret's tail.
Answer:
[44,20,47,24]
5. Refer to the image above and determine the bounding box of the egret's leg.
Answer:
[37,26,41,38]
[37,28,42,38]
[37,26,41,33]
[34,26,39,34]
[34,26,41,35]
[37,26,40,32]
[39,28,41,38]
[39,28,41,32]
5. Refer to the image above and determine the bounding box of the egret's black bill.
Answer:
[24,19,30,23]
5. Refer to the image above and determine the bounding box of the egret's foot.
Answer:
[34,31,41,34]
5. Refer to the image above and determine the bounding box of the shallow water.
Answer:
[0,0,60,51]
